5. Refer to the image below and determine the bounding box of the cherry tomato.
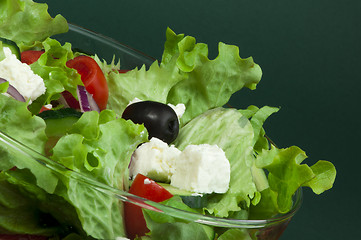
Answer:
[21,50,44,65]
[0,235,48,240]
[66,56,108,110]
[124,174,173,240]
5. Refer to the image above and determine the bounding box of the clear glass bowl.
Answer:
[0,24,302,240]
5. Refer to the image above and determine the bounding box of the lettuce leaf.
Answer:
[241,105,279,152]
[0,174,61,235]
[0,0,68,48]
[28,38,83,114]
[166,29,262,125]
[0,170,86,236]
[255,146,336,213]
[143,196,214,240]
[174,107,257,217]
[0,95,60,193]
[106,28,262,124]
[217,229,252,240]
[0,99,149,238]
[50,110,148,239]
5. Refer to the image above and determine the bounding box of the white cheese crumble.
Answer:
[127,97,142,106]
[130,137,231,194]
[170,144,231,194]
[144,178,153,185]
[116,237,130,240]
[0,47,46,103]
[129,137,181,182]
[167,102,186,119]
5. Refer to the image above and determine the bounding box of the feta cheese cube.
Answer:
[167,103,186,119]
[170,144,230,194]
[0,47,46,103]
[129,137,181,182]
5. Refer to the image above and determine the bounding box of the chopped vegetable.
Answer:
[66,55,109,110]
[0,78,25,102]
[21,50,44,65]
[124,174,173,239]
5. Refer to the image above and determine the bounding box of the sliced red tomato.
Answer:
[21,50,45,65]
[39,105,52,113]
[66,56,108,110]
[0,235,48,240]
[124,174,173,240]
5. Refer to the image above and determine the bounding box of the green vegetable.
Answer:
[0,175,61,235]
[216,229,252,240]
[38,108,83,120]
[180,195,209,209]
[106,28,262,125]
[49,110,148,239]
[38,108,83,154]
[0,95,54,191]
[27,38,83,114]
[0,37,20,59]
[0,0,68,50]
[143,196,214,240]
[158,182,209,209]
[255,145,336,213]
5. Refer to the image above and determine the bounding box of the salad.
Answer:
[0,0,336,240]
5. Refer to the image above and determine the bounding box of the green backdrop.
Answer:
[38,0,360,239]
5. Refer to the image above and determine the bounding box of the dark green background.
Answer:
[39,0,360,239]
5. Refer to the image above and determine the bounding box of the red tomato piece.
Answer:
[66,56,108,110]
[39,105,52,113]
[124,174,173,240]
[21,50,45,65]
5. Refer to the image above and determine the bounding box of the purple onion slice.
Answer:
[76,85,100,112]
[0,77,26,102]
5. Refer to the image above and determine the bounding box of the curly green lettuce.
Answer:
[0,0,68,48]
[106,28,262,125]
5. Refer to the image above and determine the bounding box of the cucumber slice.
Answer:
[38,107,83,120]
[38,108,82,154]
[38,108,82,136]
[0,37,21,60]
[158,182,209,209]
[180,195,208,209]
[157,182,195,196]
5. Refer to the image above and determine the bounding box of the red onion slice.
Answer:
[57,93,70,108]
[0,77,26,102]
[76,85,100,113]
[61,90,79,109]
[87,92,101,113]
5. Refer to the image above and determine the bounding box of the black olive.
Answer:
[122,101,179,144]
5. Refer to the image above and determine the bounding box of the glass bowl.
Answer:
[0,24,302,240]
